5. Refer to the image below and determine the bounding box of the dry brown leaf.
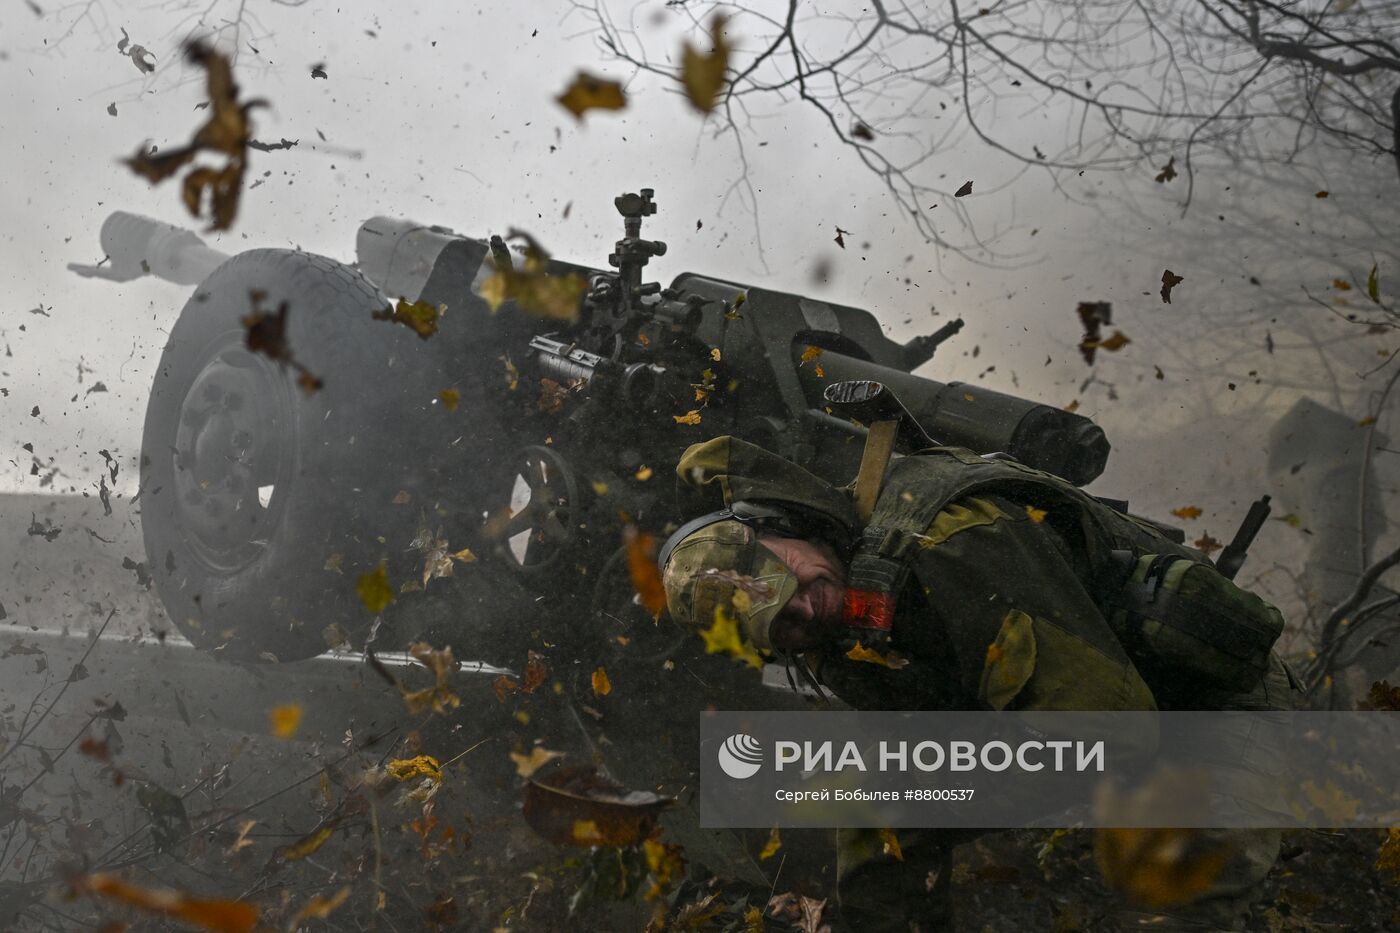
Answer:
[799,345,824,365]
[1161,269,1185,304]
[680,15,731,114]
[673,409,703,425]
[1170,506,1202,520]
[879,828,904,861]
[240,292,321,393]
[556,72,627,120]
[401,642,461,715]
[73,874,258,933]
[1154,156,1177,183]
[1192,533,1222,556]
[125,44,264,231]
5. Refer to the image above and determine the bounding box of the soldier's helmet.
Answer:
[659,436,857,650]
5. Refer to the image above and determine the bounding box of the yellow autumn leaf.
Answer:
[814,364,826,378]
[743,905,764,931]
[282,824,335,861]
[572,819,606,845]
[1377,828,1400,884]
[1063,399,1080,413]
[680,15,731,114]
[387,755,444,784]
[1095,330,1131,352]
[674,409,703,425]
[450,547,477,563]
[1025,505,1048,524]
[845,641,910,669]
[268,703,303,740]
[591,480,609,496]
[759,826,782,860]
[1094,827,1228,909]
[591,666,613,696]
[1170,506,1202,520]
[356,562,394,615]
[710,347,722,361]
[372,297,441,339]
[439,388,460,411]
[556,72,627,120]
[510,746,564,778]
[700,605,765,669]
[879,828,904,861]
[634,465,654,481]
[799,345,823,365]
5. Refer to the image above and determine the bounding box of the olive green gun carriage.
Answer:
[73,190,1112,666]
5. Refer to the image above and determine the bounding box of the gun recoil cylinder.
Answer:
[796,347,1110,486]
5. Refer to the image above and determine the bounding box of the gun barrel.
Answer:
[98,212,230,285]
[795,348,1110,485]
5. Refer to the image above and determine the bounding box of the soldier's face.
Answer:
[758,534,847,649]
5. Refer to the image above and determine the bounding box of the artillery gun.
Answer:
[73,190,1112,666]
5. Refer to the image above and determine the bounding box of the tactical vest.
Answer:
[849,448,1284,692]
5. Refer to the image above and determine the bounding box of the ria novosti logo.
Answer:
[717,734,764,779]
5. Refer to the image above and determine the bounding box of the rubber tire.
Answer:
[140,249,505,661]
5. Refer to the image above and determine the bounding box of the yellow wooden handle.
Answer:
[854,420,899,524]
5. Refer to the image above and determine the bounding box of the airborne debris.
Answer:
[240,291,322,392]
[116,28,156,74]
[125,43,264,231]
[479,230,587,322]
[1160,269,1184,303]
[310,63,328,79]
[680,14,731,114]
[1154,156,1177,183]
[955,180,973,197]
[555,72,626,120]
[373,297,442,338]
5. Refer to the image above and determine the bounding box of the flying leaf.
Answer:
[954,180,973,197]
[591,666,613,696]
[1076,301,1112,364]
[1315,190,1329,198]
[674,409,703,425]
[372,297,441,338]
[799,345,823,365]
[356,562,394,614]
[281,824,335,861]
[634,465,653,481]
[478,230,587,321]
[400,642,461,715]
[845,642,910,669]
[1367,264,1380,303]
[73,874,258,933]
[1358,680,1400,711]
[1333,278,1353,291]
[522,765,673,847]
[1095,330,1131,352]
[1170,506,1202,520]
[440,388,460,411]
[523,649,549,692]
[643,835,687,900]
[700,606,765,669]
[1153,156,1177,183]
[1377,828,1400,884]
[1025,505,1048,524]
[834,226,850,249]
[555,72,627,120]
[1160,270,1184,304]
[511,746,565,778]
[1192,533,1222,556]
[288,888,351,927]
[267,703,302,740]
[624,526,667,617]
[879,828,904,861]
[759,826,782,860]
[680,15,731,114]
[240,292,322,392]
[1094,827,1227,909]
[388,755,444,783]
[125,43,264,231]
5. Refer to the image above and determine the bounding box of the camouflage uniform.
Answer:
[663,437,1301,931]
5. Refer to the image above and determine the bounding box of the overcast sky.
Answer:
[3,0,1397,616]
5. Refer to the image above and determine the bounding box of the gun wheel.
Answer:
[491,445,580,572]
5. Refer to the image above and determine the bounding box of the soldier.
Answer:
[660,435,1300,931]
